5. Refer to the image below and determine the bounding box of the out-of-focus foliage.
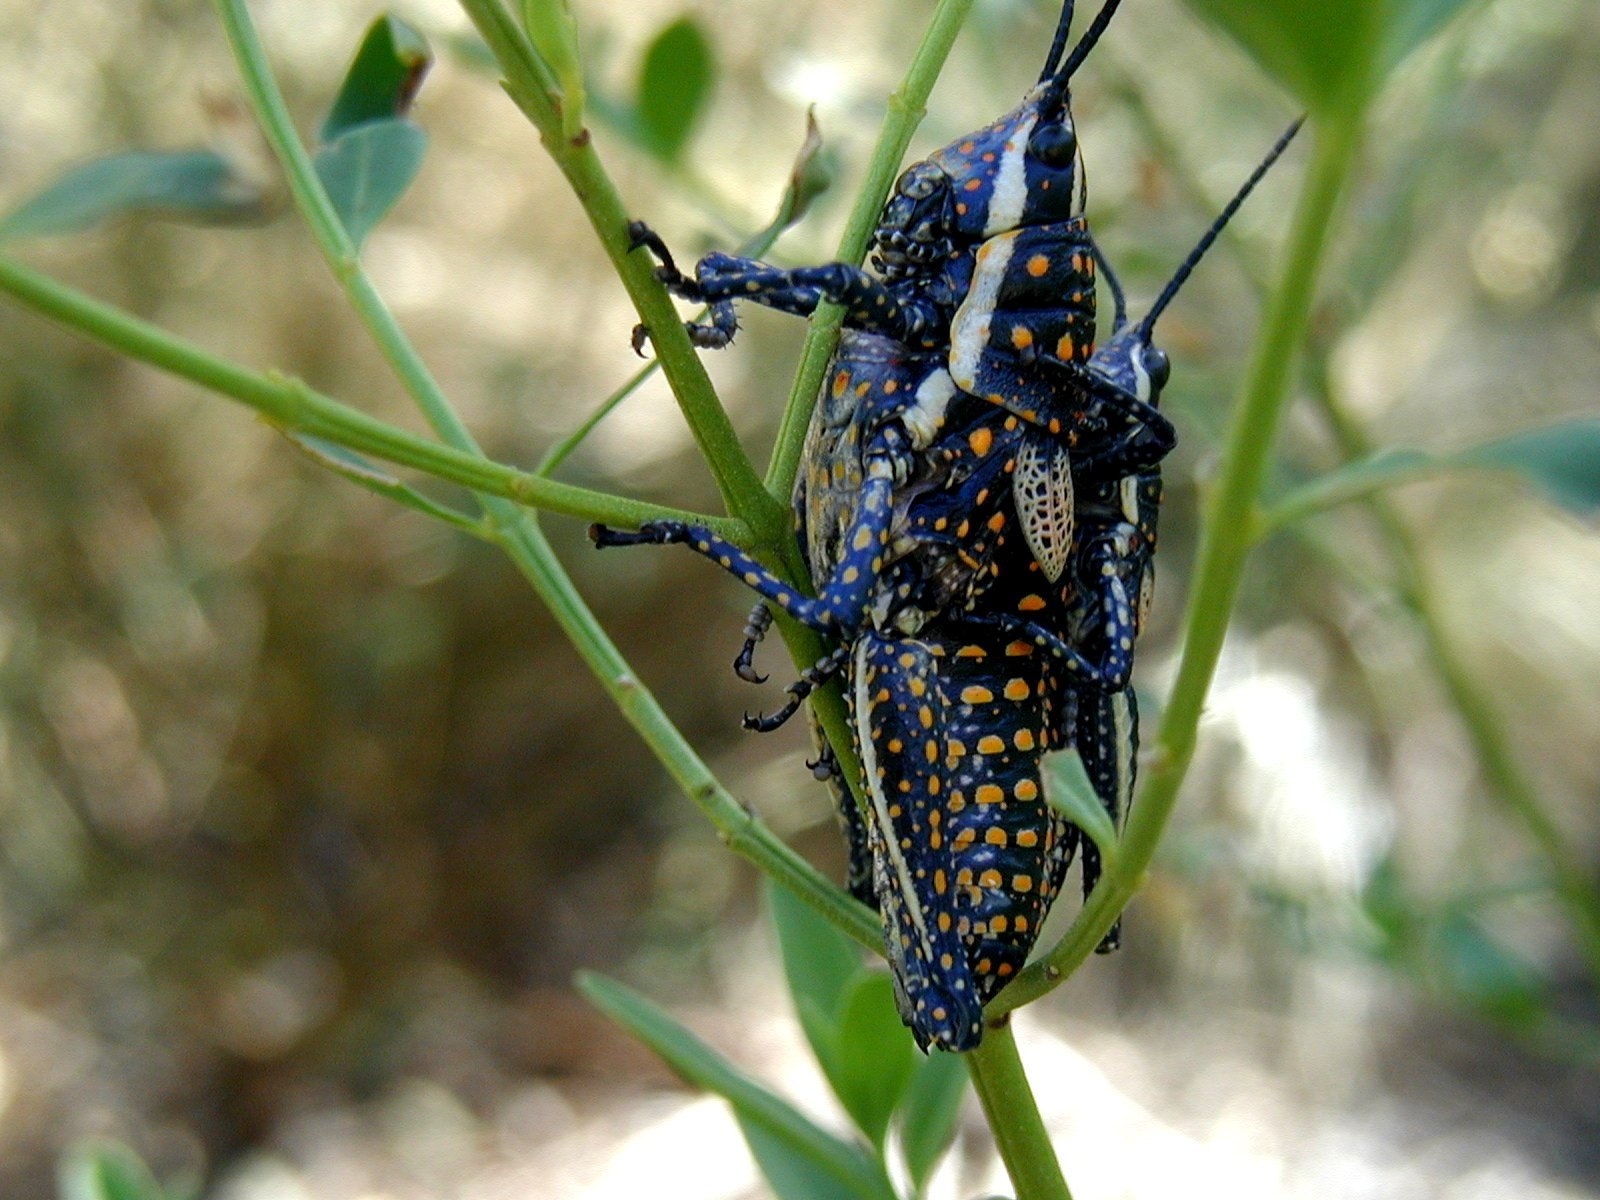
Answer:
[0,0,1597,1196]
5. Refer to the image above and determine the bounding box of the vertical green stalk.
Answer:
[994,111,1366,1011]
[1309,383,1600,988]
[967,1023,1070,1200]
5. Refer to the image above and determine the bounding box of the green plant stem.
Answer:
[0,255,729,534]
[966,1023,1070,1200]
[763,0,979,500]
[210,0,880,950]
[993,112,1365,1014]
[1307,381,1600,989]
[456,0,785,542]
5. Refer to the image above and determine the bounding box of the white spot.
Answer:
[984,113,1038,236]
[1120,475,1141,524]
[902,369,958,448]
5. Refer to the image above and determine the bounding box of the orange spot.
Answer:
[832,371,849,397]
[1013,728,1036,751]
[956,644,986,658]
[968,427,993,456]
[988,512,1006,532]
[1004,678,1030,701]
[1014,779,1039,801]
[1056,334,1077,360]
[1011,326,1034,350]
[1026,254,1050,277]
[979,869,1003,889]
[964,178,982,192]
[975,784,1004,806]
[1018,594,1047,612]
[1016,830,1039,848]
[977,735,1006,755]
[961,686,994,705]
[985,827,1008,846]
[1006,640,1033,657]
[1011,874,1034,893]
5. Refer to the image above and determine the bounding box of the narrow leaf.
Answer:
[320,14,432,142]
[636,16,714,161]
[576,972,893,1200]
[1456,420,1600,518]
[1430,914,1545,1027]
[0,151,264,242]
[1382,0,1483,74]
[1182,0,1382,117]
[829,971,919,1148]
[768,878,865,1084]
[1042,749,1118,862]
[898,1050,969,1194]
[524,0,586,137]
[1265,419,1600,532]
[58,1142,167,1200]
[281,432,488,537]
[312,119,427,250]
[737,1118,876,1200]
[769,108,833,232]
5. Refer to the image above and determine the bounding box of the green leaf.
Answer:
[1430,914,1545,1027]
[771,108,834,232]
[576,972,895,1200]
[1184,0,1482,116]
[767,879,864,1069]
[736,1118,876,1200]
[1264,419,1600,533]
[1382,0,1483,74]
[312,119,427,250]
[280,431,488,537]
[1042,749,1118,863]
[320,15,431,143]
[635,16,715,162]
[0,150,265,243]
[897,1050,969,1194]
[58,1142,167,1200]
[1183,0,1384,116]
[829,971,919,1149]
[1456,420,1600,518]
[524,0,587,138]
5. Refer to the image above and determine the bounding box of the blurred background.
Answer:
[2,0,1599,1196]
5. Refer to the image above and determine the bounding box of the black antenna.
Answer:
[1039,0,1076,81]
[1140,117,1304,335]
[1092,241,1128,332]
[1055,0,1123,83]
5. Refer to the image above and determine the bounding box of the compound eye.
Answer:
[1027,122,1077,168]
[897,165,941,201]
[1143,345,1171,389]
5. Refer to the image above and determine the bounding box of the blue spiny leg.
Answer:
[742,643,851,733]
[627,221,740,352]
[591,443,901,638]
[733,602,773,684]
[806,711,876,908]
[1072,688,1138,952]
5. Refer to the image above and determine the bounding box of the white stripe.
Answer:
[949,233,1016,391]
[852,640,935,954]
[902,369,957,448]
[984,113,1038,236]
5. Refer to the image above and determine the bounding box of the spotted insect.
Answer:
[969,120,1305,948]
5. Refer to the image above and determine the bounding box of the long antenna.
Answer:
[1039,0,1075,81]
[1055,0,1123,83]
[1140,117,1304,335]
